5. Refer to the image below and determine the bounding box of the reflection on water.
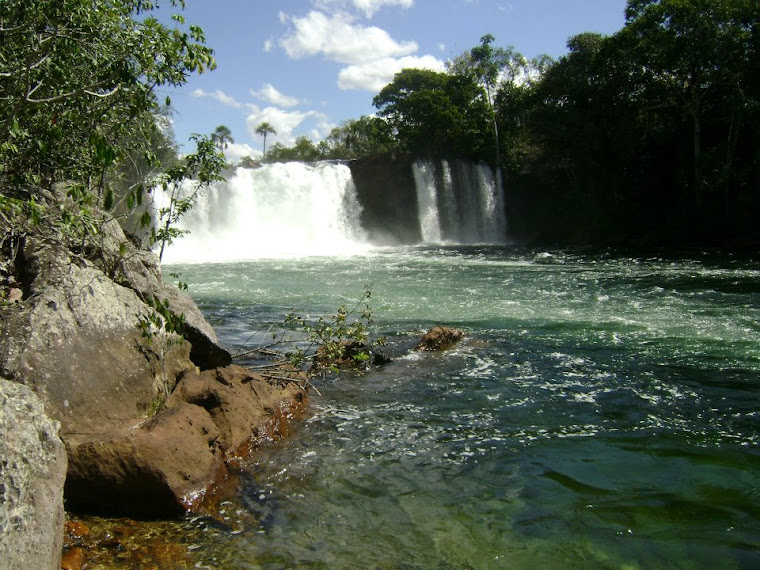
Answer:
[78,247,760,568]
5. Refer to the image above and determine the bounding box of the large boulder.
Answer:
[0,378,67,570]
[65,365,307,517]
[0,237,194,435]
[100,218,231,370]
[0,208,304,521]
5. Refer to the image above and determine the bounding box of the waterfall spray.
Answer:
[155,162,369,263]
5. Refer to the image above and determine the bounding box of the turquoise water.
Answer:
[167,246,760,569]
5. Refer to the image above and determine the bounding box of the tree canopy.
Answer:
[343,0,760,244]
[372,68,493,159]
[0,0,223,255]
[211,125,234,152]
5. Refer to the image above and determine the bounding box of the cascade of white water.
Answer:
[411,160,443,243]
[155,162,369,263]
[411,159,507,245]
[454,160,484,243]
[439,161,458,239]
[473,161,508,243]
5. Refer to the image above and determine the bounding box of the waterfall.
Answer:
[411,160,443,243]
[155,162,369,263]
[411,159,507,245]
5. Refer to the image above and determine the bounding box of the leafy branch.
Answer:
[235,286,387,387]
[150,133,225,261]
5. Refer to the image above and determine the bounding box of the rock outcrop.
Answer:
[64,365,307,517]
[349,155,421,245]
[0,207,306,522]
[0,235,194,435]
[0,378,67,570]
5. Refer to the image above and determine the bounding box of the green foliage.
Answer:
[0,0,222,262]
[0,0,215,197]
[168,272,188,291]
[373,68,493,159]
[318,116,396,159]
[260,117,395,163]
[265,136,321,163]
[237,156,260,169]
[490,0,760,241]
[255,121,277,158]
[210,125,234,153]
[236,286,386,377]
[283,286,385,373]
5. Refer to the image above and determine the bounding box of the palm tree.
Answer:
[255,121,276,158]
[210,124,234,152]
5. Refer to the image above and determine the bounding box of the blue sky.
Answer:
[162,0,629,161]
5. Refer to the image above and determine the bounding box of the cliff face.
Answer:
[0,201,307,524]
[349,155,421,245]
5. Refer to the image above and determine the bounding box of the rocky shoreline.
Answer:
[0,198,466,569]
[0,210,308,569]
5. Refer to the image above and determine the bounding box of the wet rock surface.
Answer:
[415,326,465,352]
[65,365,307,518]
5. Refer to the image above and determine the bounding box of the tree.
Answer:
[255,122,277,158]
[447,35,530,169]
[0,0,215,202]
[238,156,259,169]
[622,0,759,209]
[372,68,492,159]
[0,0,226,265]
[210,125,234,153]
[152,134,226,261]
[318,116,395,159]
[266,136,321,163]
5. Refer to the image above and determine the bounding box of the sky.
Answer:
[161,0,629,161]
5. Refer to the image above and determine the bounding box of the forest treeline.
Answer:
[265,0,760,245]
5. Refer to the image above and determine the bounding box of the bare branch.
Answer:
[84,84,122,98]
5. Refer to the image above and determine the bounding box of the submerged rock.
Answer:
[415,326,465,352]
[0,378,67,570]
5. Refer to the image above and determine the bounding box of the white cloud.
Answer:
[245,105,329,147]
[264,39,274,52]
[338,54,445,92]
[224,142,260,163]
[313,0,413,18]
[191,88,242,109]
[279,11,417,65]
[251,83,301,108]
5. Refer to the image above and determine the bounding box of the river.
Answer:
[152,245,760,568]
